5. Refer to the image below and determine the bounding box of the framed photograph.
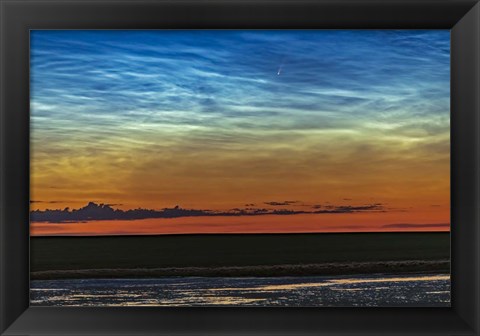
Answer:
[1,0,479,335]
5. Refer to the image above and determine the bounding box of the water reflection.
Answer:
[31,274,450,307]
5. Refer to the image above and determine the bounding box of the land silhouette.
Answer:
[31,232,449,280]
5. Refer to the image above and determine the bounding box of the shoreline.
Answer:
[31,259,450,280]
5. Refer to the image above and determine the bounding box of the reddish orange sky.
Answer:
[30,30,450,236]
[31,214,449,236]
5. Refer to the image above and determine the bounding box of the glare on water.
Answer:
[30,274,450,307]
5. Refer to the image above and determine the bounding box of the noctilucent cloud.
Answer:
[30,30,450,235]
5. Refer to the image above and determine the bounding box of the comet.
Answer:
[277,57,286,75]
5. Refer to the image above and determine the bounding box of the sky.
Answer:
[30,30,450,236]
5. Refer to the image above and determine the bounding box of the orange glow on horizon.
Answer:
[30,212,450,236]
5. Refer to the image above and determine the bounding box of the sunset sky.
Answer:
[30,30,450,235]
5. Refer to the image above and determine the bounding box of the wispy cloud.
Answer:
[31,30,450,159]
[264,201,299,206]
[30,30,450,226]
[30,200,76,204]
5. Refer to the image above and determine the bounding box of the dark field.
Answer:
[30,232,450,279]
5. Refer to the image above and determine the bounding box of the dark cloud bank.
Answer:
[31,201,386,223]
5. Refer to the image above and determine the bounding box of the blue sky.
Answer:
[31,30,449,133]
[30,30,450,231]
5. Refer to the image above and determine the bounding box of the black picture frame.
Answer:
[1,0,479,335]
